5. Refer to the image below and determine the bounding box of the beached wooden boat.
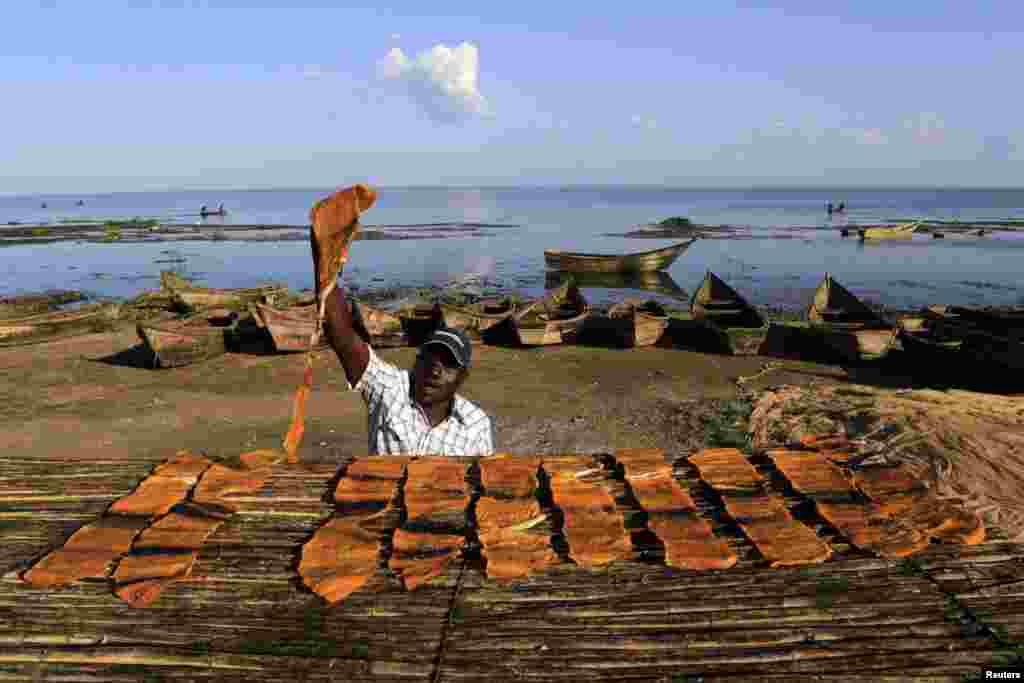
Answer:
[0,291,87,319]
[482,282,590,347]
[543,238,697,273]
[0,304,121,347]
[251,300,407,350]
[251,303,323,352]
[545,269,688,299]
[944,305,1024,340]
[136,309,237,368]
[439,298,518,341]
[172,285,286,311]
[690,270,765,328]
[960,332,1024,373]
[857,221,921,241]
[897,324,964,367]
[396,303,444,346]
[806,273,897,362]
[351,302,407,348]
[160,271,286,310]
[605,299,669,348]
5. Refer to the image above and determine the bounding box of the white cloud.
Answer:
[378,42,489,124]
[390,33,402,42]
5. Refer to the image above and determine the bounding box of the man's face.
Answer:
[412,344,466,406]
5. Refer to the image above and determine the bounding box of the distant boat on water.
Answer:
[199,203,227,217]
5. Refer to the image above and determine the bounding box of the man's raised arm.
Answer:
[322,287,370,388]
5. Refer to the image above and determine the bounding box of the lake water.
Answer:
[2,187,1024,311]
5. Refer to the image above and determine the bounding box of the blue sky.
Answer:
[3,0,1023,192]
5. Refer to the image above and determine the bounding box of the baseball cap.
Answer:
[421,326,472,368]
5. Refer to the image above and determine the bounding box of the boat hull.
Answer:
[136,322,228,368]
[354,304,407,348]
[0,305,120,347]
[173,287,285,310]
[439,300,517,341]
[857,221,921,241]
[543,239,696,273]
[545,270,688,299]
[252,303,324,353]
[604,302,669,348]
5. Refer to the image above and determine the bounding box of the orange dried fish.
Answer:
[284,184,376,464]
[112,458,273,607]
[108,450,213,516]
[544,457,631,569]
[692,448,831,567]
[476,455,558,581]
[391,529,465,591]
[21,451,212,588]
[21,517,150,587]
[389,459,468,590]
[689,448,764,491]
[766,450,852,496]
[723,495,832,567]
[333,457,409,505]
[300,456,407,603]
[616,448,736,571]
[854,465,985,545]
[402,459,469,521]
[299,516,382,603]
[191,463,271,513]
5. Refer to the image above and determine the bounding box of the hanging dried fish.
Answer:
[283,184,377,463]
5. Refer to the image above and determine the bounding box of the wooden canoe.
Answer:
[396,303,444,346]
[806,273,887,328]
[251,303,324,352]
[857,221,921,241]
[944,305,1024,340]
[350,301,408,348]
[136,309,238,368]
[897,327,963,366]
[439,299,518,342]
[543,238,697,273]
[545,269,688,299]
[172,285,286,311]
[959,331,1024,373]
[806,274,896,362]
[0,291,86,319]
[482,282,590,347]
[690,270,765,328]
[0,304,121,347]
[605,299,669,348]
[161,271,286,310]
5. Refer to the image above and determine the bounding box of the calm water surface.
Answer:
[2,187,1023,311]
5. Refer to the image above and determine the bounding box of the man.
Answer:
[322,288,494,456]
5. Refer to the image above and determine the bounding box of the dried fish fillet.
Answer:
[476,455,558,581]
[300,456,406,603]
[689,448,764,491]
[691,448,831,567]
[284,184,376,464]
[112,460,272,607]
[389,459,468,590]
[544,457,631,569]
[616,448,736,571]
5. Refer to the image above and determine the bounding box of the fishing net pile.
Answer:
[747,382,1024,541]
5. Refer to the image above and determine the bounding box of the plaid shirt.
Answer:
[350,347,494,456]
